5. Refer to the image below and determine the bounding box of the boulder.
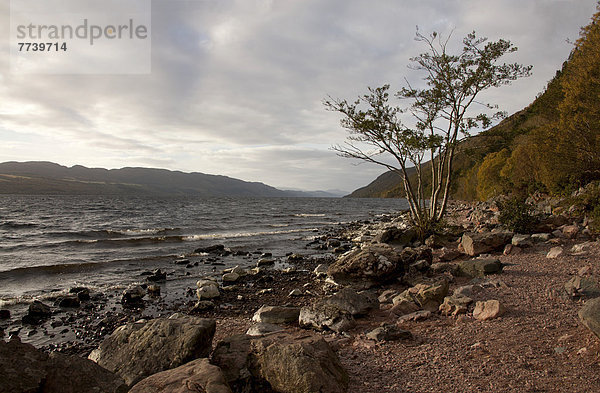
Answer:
[366,324,412,342]
[327,243,403,287]
[378,289,400,304]
[562,225,580,239]
[436,247,463,262]
[299,302,356,333]
[129,358,232,393]
[0,336,127,393]
[458,258,503,278]
[430,262,460,275]
[146,269,167,282]
[389,298,420,316]
[197,280,220,300]
[246,323,284,337]
[460,232,512,256]
[372,227,416,246]
[222,272,240,283]
[58,295,80,308]
[22,300,52,324]
[191,300,215,312]
[211,332,348,393]
[473,300,505,320]
[407,280,450,312]
[564,276,600,298]
[121,285,146,306]
[531,233,551,242]
[252,306,300,325]
[439,295,473,316]
[546,247,564,259]
[397,310,432,323]
[579,298,600,340]
[512,234,533,248]
[195,244,226,254]
[323,288,377,316]
[89,317,216,387]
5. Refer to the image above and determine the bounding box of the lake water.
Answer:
[0,195,408,304]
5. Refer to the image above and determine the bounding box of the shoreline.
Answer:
[4,200,600,392]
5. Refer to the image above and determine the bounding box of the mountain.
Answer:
[0,161,299,197]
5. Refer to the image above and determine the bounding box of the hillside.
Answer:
[0,161,295,197]
[347,51,568,199]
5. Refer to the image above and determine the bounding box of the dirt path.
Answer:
[337,240,600,392]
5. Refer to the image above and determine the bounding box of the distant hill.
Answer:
[0,161,312,197]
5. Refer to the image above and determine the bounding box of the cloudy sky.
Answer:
[0,0,597,192]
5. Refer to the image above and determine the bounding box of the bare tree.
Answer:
[325,30,532,237]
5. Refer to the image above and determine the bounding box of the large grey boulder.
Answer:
[372,227,417,246]
[327,243,403,287]
[89,317,216,387]
[129,358,232,393]
[252,305,300,325]
[323,288,378,316]
[212,332,348,393]
[579,298,600,339]
[458,258,504,278]
[461,232,512,256]
[299,302,356,333]
[0,336,127,393]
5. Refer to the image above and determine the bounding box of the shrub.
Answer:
[497,197,539,233]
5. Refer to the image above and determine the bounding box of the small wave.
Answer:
[293,213,326,217]
[47,227,181,239]
[185,227,318,241]
[0,221,39,229]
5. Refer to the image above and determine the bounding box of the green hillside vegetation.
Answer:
[349,6,600,201]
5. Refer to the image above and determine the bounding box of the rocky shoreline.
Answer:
[3,199,600,392]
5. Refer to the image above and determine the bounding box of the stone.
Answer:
[195,244,226,254]
[410,259,431,272]
[460,232,512,257]
[22,300,52,324]
[257,258,275,267]
[288,289,302,297]
[191,300,215,312]
[458,258,503,278]
[0,336,127,393]
[439,295,473,316]
[366,324,412,341]
[579,298,600,340]
[531,233,551,242]
[222,272,240,283]
[430,262,460,275]
[389,299,420,316]
[0,309,10,319]
[129,358,232,393]
[564,276,600,298]
[121,285,146,306]
[562,225,580,239]
[299,302,356,333]
[409,280,450,312]
[327,243,403,287]
[252,305,300,324]
[323,288,378,316]
[246,323,284,337]
[397,310,432,323]
[314,264,329,277]
[512,234,533,247]
[378,289,400,304]
[147,284,161,295]
[70,286,91,301]
[147,269,167,282]
[571,242,594,254]
[89,317,216,387]
[473,300,505,320]
[547,247,564,259]
[58,295,80,308]
[212,332,349,393]
[197,280,220,300]
[372,227,416,246]
[503,244,522,255]
[436,247,463,262]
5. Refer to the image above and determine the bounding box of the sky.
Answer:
[0,0,598,192]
